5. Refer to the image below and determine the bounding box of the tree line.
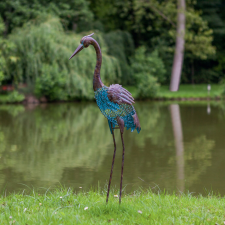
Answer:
[0,0,224,100]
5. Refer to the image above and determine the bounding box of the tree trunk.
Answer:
[170,0,186,92]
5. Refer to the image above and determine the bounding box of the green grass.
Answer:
[0,91,25,104]
[125,84,224,100]
[157,84,223,99]
[1,188,225,224]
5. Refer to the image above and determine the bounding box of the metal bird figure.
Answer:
[69,33,141,204]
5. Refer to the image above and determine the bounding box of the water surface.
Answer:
[0,101,225,195]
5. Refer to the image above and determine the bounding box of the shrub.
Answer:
[131,46,166,83]
[136,73,159,99]
[0,91,25,103]
[131,46,164,98]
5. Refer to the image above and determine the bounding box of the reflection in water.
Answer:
[0,103,117,189]
[170,104,184,192]
[0,102,225,195]
[207,103,211,115]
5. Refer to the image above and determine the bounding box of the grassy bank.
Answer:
[1,188,225,224]
[126,84,224,100]
[156,84,223,100]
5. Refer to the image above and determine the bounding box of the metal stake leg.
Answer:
[119,131,125,204]
[106,123,117,203]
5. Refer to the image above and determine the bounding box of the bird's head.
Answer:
[69,33,94,60]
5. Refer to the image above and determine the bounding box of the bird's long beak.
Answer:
[69,44,84,60]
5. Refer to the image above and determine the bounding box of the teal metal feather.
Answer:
[95,86,141,134]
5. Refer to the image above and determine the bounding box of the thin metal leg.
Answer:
[119,131,125,204]
[106,123,117,203]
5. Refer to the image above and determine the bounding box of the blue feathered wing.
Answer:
[94,85,141,134]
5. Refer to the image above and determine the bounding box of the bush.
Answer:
[136,73,159,99]
[34,64,68,101]
[0,91,25,103]
[131,47,166,83]
[130,46,163,99]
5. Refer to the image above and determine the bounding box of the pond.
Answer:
[0,101,225,195]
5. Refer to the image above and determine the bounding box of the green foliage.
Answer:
[184,15,215,60]
[132,47,166,83]
[0,73,3,85]
[91,0,217,85]
[103,30,135,85]
[195,0,225,82]
[4,16,121,100]
[149,0,216,84]
[34,64,68,100]
[135,0,216,60]
[0,0,93,34]
[130,46,163,98]
[0,17,6,85]
[0,0,224,96]
[136,74,159,99]
[90,0,131,31]
[0,16,17,85]
[0,91,25,103]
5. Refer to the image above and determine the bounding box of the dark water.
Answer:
[0,101,225,195]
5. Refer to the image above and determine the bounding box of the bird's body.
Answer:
[70,33,141,204]
[94,85,141,134]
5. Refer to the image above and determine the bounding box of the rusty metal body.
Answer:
[70,33,141,203]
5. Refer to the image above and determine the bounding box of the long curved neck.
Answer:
[91,39,104,91]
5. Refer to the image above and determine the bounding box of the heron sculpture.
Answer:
[69,33,141,204]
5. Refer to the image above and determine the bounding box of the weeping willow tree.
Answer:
[103,31,135,85]
[4,15,121,100]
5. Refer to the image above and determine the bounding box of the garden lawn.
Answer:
[1,188,225,224]
[125,84,223,100]
[157,84,223,99]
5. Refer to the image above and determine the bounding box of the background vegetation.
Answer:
[0,0,224,100]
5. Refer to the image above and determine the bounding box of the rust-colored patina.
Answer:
[70,33,141,204]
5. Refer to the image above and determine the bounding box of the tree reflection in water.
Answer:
[170,104,185,192]
[0,102,223,194]
[0,103,117,191]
